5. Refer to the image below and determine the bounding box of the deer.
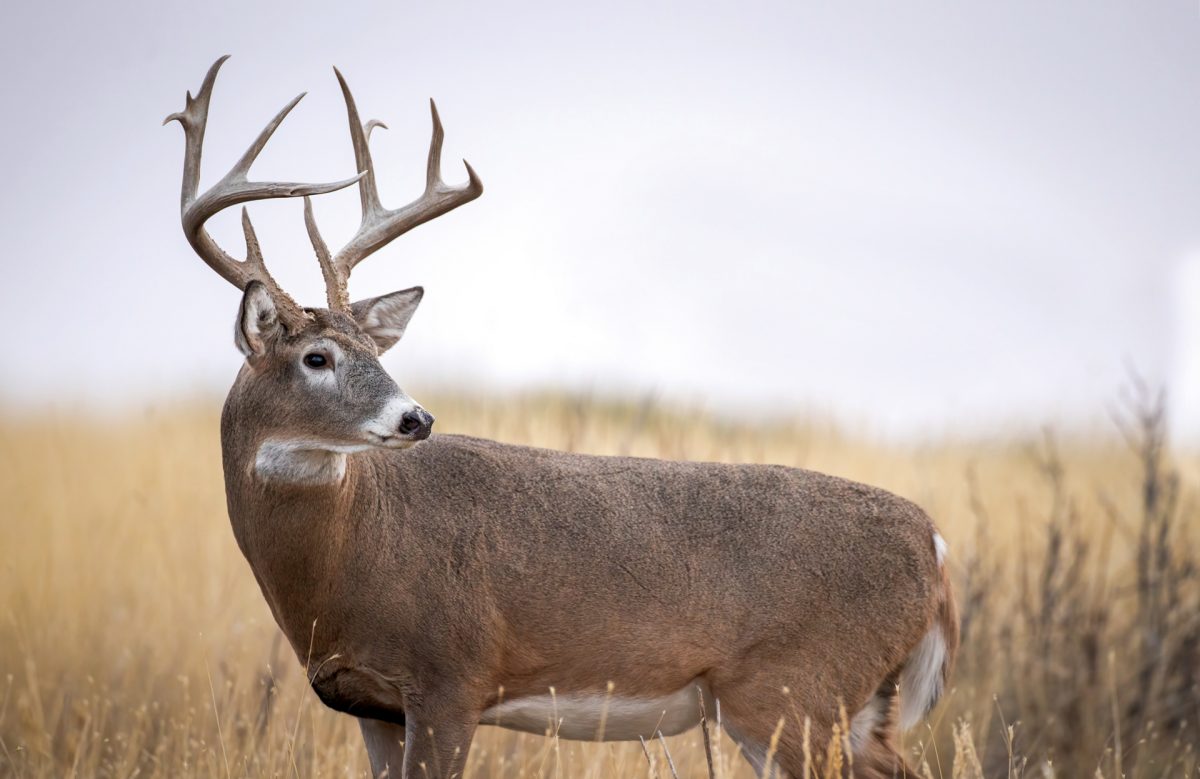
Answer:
[165,56,958,779]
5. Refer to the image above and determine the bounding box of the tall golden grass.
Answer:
[1,388,1197,777]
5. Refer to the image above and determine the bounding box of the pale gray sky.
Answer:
[3,1,1199,438]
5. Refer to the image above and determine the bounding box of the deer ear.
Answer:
[235,281,282,357]
[350,286,424,354]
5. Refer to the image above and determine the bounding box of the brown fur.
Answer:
[219,307,957,778]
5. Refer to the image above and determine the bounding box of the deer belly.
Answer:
[479,679,710,741]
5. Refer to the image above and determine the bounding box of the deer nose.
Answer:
[398,409,434,440]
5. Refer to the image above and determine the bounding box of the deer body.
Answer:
[224,366,953,776]
[169,58,958,778]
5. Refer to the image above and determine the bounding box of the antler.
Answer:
[165,56,364,325]
[304,68,484,311]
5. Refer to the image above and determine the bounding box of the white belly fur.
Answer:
[480,679,712,741]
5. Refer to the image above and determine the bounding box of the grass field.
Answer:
[2,389,1198,777]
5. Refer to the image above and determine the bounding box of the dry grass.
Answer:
[1,388,1198,777]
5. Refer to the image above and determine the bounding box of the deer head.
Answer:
[165,57,482,466]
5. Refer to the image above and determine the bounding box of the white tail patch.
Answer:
[898,624,947,730]
[933,531,948,566]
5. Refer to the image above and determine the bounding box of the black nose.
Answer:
[398,409,434,440]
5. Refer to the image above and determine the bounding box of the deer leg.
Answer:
[848,682,916,779]
[359,718,405,778]
[851,740,915,779]
[711,675,841,779]
[400,700,478,779]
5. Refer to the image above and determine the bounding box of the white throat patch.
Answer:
[254,440,370,485]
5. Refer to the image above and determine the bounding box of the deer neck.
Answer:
[220,404,375,651]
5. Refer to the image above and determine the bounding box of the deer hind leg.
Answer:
[359,718,406,778]
[848,681,916,779]
[713,672,919,779]
[709,675,838,779]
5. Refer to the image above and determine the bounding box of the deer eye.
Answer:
[303,353,329,369]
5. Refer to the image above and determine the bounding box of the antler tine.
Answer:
[240,207,293,300]
[165,56,365,323]
[333,67,385,223]
[303,196,349,311]
[426,99,450,193]
[365,119,388,140]
[309,68,484,310]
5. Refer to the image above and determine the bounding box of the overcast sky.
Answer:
[3,1,1199,439]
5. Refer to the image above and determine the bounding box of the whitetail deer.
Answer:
[166,57,958,779]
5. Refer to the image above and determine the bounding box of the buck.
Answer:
[166,57,958,779]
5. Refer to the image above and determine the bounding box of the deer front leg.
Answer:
[359,718,405,778]
[401,696,478,779]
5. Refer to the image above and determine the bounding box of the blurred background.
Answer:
[4,3,1200,778]
[3,0,1198,438]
